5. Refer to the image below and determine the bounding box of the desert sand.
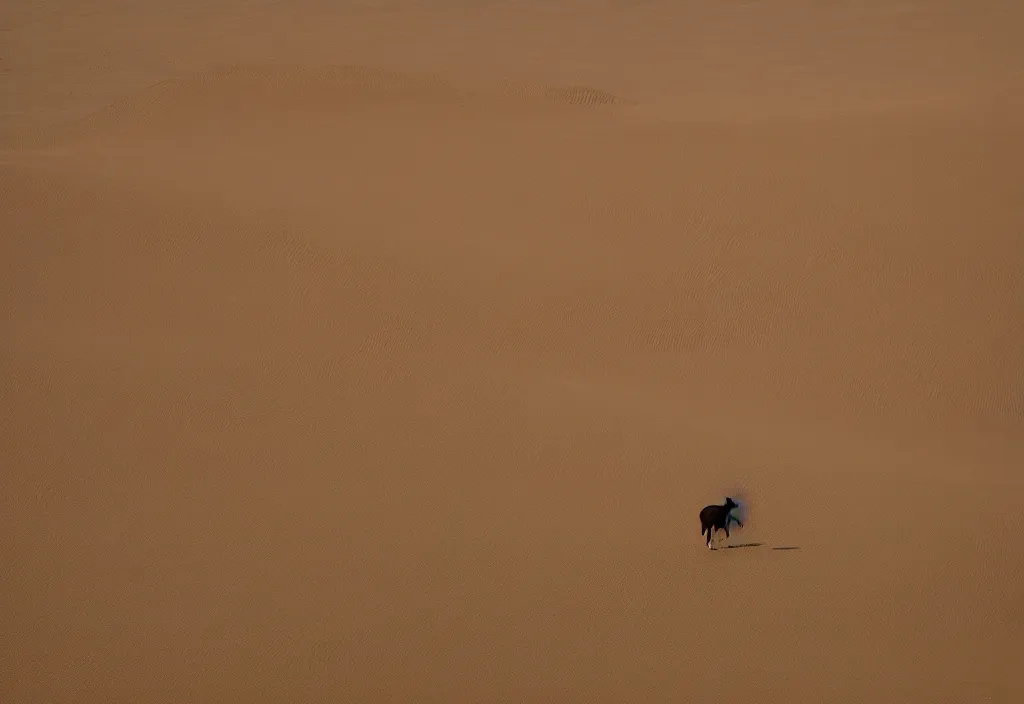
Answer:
[2,2,1023,702]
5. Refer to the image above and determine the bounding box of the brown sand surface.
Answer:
[3,2,1023,702]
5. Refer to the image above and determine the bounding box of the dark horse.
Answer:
[699,497,742,550]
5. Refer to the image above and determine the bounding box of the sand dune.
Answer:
[3,2,1023,702]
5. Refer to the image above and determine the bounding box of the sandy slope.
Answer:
[2,2,1022,702]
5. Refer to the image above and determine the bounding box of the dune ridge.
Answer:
[2,64,634,151]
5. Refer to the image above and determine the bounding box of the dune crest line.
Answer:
[3,64,635,150]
